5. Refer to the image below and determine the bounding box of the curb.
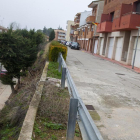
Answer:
[18,62,49,140]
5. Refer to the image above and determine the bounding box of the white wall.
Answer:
[66,20,74,41]
[79,11,92,27]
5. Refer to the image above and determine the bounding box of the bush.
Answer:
[49,41,67,62]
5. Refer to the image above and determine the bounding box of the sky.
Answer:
[0,0,93,30]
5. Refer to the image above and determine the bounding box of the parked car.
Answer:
[66,42,71,46]
[0,70,7,78]
[61,40,65,44]
[64,41,67,45]
[71,42,80,50]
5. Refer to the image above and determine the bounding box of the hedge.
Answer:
[49,41,67,62]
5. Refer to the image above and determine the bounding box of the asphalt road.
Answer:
[0,65,11,110]
[66,48,140,140]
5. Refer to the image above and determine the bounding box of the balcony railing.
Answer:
[74,31,78,35]
[74,19,80,24]
[58,33,66,36]
[120,12,140,30]
[97,21,112,33]
[112,18,121,31]
[112,12,140,31]
[58,37,65,40]
[86,16,95,24]
[86,31,93,38]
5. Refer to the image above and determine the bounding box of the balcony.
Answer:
[74,31,78,35]
[86,16,95,24]
[112,18,121,31]
[120,13,140,30]
[86,31,93,38]
[97,21,112,33]
[74,18,80,24]
[58,37,65,40]
[70,30,74,35]
[58,33,65,36]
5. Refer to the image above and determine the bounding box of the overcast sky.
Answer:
[0,0,93,30]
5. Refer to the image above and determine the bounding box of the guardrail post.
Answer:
[66,98,78,140]
[57,52,61,63]
[58,56,62,73]
[61,67,66,89]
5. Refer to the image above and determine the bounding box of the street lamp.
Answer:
[132,27,140,69]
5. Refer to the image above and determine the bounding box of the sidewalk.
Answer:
[81,50,140,74]
[0,84,11,110]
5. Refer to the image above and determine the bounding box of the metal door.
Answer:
[115,37,123,61]
[108,37,114,59]
[131,37,140,68]
[94,40,98,54]
[100,38,104,55]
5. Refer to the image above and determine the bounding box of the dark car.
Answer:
[64,41,67,45]
[69,42,72,47]
[71,42,80,50]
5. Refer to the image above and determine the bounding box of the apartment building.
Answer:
[66,20,74,41]
[78,0,104,53]
[70,12,81,42]
[97,0,140,68]
[54,30,66,42]
[0,26,8,33]
[69,0,104,53]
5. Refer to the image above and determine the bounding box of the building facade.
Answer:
[66,20,74,41]
[97,0,140,68]
[77,0,104,53]
[0,26,8,33]
[69,0,104,53]
[54,30,66,42]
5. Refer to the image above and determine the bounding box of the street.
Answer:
[0,65,11,110]
[66,48,140,140]
[0,82,11,110]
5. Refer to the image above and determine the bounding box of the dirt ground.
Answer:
[33,78,82,140]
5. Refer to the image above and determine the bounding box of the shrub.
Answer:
[49,41,67,62]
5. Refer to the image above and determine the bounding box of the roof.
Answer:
[0,26,8,30]
[54,29,66,33]
[75,12,81,16]
[88,0,104,8]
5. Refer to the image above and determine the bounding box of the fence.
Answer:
[58,53,103,140]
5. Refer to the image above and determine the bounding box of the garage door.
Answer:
[100,38,104,55]
[108,37,114,59]
[131,37,140,68]
[94,40,98,54]
[115,37,123,61]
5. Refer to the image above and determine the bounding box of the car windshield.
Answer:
[72,42,77,45]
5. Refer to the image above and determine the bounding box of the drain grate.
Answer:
[115,73,125,75]
[85,105,95,111]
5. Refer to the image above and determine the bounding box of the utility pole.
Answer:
[132,27,140,69]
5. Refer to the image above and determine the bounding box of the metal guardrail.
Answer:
[58,53,103,140]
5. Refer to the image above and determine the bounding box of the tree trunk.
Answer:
[17,77,20,89]
[11,85,16,94]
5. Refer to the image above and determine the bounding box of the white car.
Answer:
[66,42,71,46]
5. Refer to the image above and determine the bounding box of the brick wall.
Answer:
[103,0,138,18]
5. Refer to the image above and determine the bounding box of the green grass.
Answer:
[39,50,44,56]
[51,41,65,47]
[0,125,19,140]
[47,62,62,79]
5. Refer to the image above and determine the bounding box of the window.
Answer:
[110,12,114,22]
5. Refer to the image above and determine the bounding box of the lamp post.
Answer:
[132,27,140,69]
